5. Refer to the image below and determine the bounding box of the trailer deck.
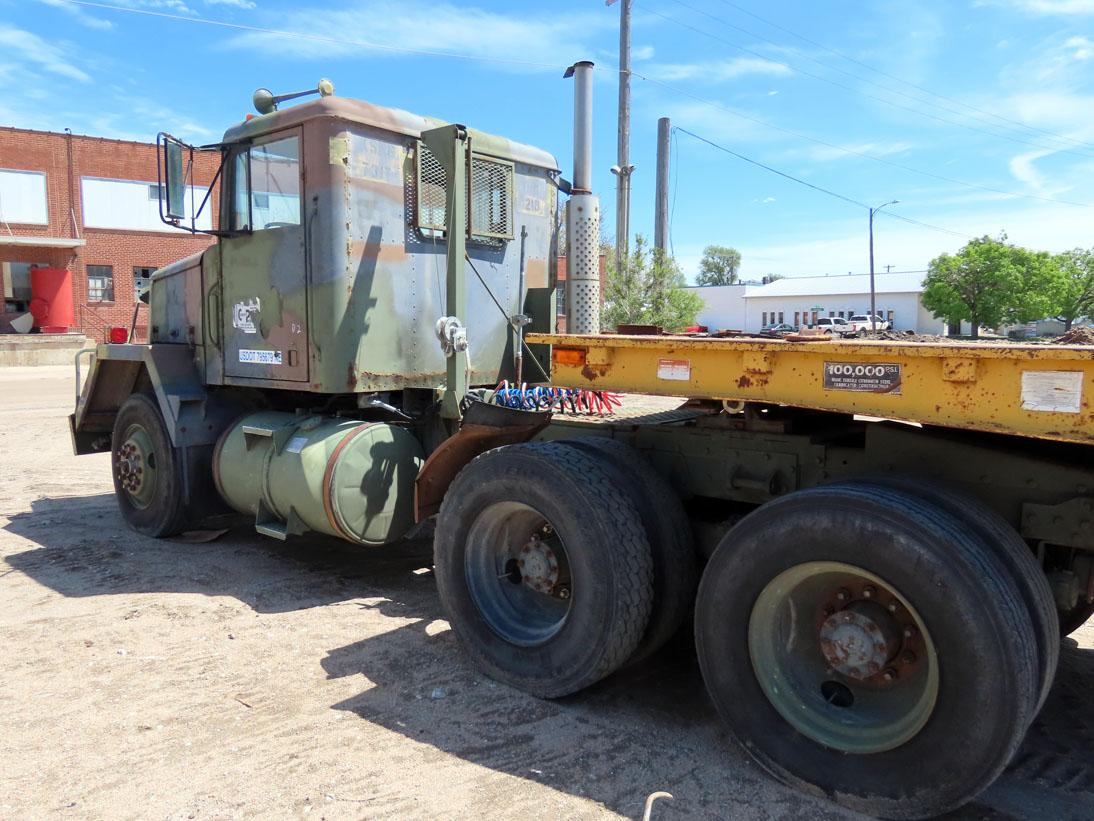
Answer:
[529,333,1094,446]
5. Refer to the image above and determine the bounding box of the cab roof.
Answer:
[221,95,559,172]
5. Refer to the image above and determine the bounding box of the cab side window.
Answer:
[250,137,301,229]
[227,135,301,232]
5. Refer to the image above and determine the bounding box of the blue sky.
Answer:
[3,0,1094,282]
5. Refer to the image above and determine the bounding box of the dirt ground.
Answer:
[1,366,1092,820]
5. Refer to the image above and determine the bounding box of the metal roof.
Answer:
[741,271,924,298]
[0,236,86,249]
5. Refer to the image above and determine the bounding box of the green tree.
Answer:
[602,235,704,332]
[1053,248,1094,331]
[922,234,1060,338]
[696,245,742,286]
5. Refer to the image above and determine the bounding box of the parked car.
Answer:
[759,322,796,337]
[847,314,892,335]
[812,317,853,336]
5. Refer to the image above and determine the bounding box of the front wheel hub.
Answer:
[115,425,158,509]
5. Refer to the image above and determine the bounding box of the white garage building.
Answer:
[690,272,945,334]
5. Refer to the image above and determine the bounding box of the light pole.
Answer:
[869,200,898,332]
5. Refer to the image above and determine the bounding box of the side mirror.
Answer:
[162,137,189,221]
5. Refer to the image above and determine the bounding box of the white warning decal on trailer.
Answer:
[1021,371,1083,413]
[657,358,691,381]
[239,349,283,365]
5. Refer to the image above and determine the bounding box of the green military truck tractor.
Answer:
[71,68,1094,819]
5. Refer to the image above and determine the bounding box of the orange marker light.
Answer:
[552,347,587,367]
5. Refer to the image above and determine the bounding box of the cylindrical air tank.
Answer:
[213,411,424,546]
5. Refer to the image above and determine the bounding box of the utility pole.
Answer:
[869,200,898,332]
[608,0,634,275]
[885,264,894,273]
[654,117,670,253]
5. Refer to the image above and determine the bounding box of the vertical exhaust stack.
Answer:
[564,61,601,335]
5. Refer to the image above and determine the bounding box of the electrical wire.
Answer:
[626,68,1094,208]
[709,0,1094,153]
[639,1,1094,159]
[674,126,972,238]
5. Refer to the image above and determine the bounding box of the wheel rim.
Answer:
[464,501,573,647]
[115,423,159,510]
[748,561,939,754]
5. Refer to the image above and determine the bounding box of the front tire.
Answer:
[695,482,1039,819]
[111,393,188,537]
[434,442,654,698]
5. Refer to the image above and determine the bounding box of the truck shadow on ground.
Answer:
[5,492,1094,819]
[323,607,1094,820]
[2,493,437,614]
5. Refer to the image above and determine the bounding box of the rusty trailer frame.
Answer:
[529,333,1094,447]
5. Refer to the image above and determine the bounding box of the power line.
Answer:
[629,70,1094,207]
[709,0,1094,153]
[673,126,971,238]
[642,1,1094,159]
[57,0,563,69]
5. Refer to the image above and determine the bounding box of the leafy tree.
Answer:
[1053,248,1094,331]
[762,273,785,284]
[602,234,704,332]
[696,245,742,286]
[922,234,1061,338]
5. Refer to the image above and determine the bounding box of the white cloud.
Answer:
[37,0,115,29]
[206,0,257,8]
[0,26,90,82]
[646,57,791,84]
[223,1,612,68]
[632,44,655,61]
[795,142,915,163]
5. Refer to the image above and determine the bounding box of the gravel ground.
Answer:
[1,366,1091,820]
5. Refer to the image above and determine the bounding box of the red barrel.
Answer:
[29,267,75,333]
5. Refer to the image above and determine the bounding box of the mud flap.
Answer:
[414,398,551,521]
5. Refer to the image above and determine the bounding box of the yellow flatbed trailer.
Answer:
[531,333,1094,445]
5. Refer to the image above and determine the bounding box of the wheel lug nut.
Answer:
[835,588,850,602]
[903,626,916,639]
[822,605,834,616]
[881,668,898,682]
[862,585,876,599]
[887,601,899,613]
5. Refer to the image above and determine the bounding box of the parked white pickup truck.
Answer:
[812,317,853,336]
[847,314,892,335]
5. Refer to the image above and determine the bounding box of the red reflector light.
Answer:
[108,327,128,344]
[552,347,587,367]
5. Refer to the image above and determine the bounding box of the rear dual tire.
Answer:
[434,442,655,698]
[695,482,1041,819]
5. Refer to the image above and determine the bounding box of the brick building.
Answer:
[0,127,220,340]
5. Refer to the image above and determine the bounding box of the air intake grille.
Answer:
[415,144,514,241]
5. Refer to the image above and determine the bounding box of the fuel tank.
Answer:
[213,411,424,545]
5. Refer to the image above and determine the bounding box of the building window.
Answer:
[887,309,895,323]
[556,281,566,315]
[134,266,156,299]
[778,312,784,324]
[829,310,835,317]
[87,265,114,302]
[793,311,799,327]
[147,183,163,201]
[762,312,768,325]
